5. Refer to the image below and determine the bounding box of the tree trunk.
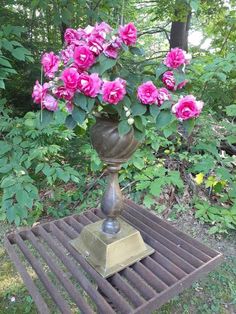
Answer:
[170,1,192,51]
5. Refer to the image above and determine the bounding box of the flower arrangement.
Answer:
[32,21,203,139]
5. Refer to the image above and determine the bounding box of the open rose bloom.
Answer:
[32,21,203,138]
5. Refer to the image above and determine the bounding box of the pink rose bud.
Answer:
[103,37,122,59]
[102,78,126,105]
[157,88,171,106]
[87,35,104,55]
[172,95,204,120]
[42,94,58,111]
[32,80,49,104]
[53,86,74,100]
[119,22,137,46]
[162,71,176,90]
[164,48,189,69]
[77,73,102,97]
[73,46,95,70]
[162,71,187,90]
[61,45,74,65]
[61,67,80,91]
[137,81,158,105]
[66,101,74,113]
[41,52,60,79]
[64,28,83,45]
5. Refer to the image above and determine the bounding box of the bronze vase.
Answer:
[70,117,154,277]
[90,117,139,234]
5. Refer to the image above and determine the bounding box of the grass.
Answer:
[0,219,236,314]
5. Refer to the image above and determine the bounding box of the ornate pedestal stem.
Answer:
[101,164,123,234]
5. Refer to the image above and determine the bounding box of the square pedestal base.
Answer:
[70,218,154,277]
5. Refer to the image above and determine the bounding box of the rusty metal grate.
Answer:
[4,199,223,314]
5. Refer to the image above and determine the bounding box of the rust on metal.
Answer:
[4,199,223,314]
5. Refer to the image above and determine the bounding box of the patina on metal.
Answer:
[70,117,154,277]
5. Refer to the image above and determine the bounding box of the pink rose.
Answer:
[94,22,112,40]
[61,67,80,91]
[157,88,171,106]
[32,80,49,104]
[172,95,204,120]
[42,94,58,111]
[119,22,137,46]
[64,28,82,45]
[77,73,102,97]
[162,71,188,90]
[137,81,158,105]
[103,37,122,59]
[74,46,95,70]
[53,86,74,100]
[164,48,188,69]
[87,35,103,55]
[102,78,126,105]
[61,45,74,65]
[41,52,60,78]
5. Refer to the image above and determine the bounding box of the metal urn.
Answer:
[70,118,154,277]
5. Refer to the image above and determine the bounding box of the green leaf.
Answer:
[156,64,168,78]
[123,96,131,109]
[74,93,88,111]
[40,110,54,126]
[134,128,145,142]
[132,102,147,116]
[35,163,44,174]
[0,164,12,173]
[173,69,186,86]
[150,180,162,196]
[0,141,12,155]
[129,47,144,56]
[118,120,131,136]
[183,119,195,136]
[156,110,172,128]
[100,57,117,74]
[11,47,27,61]
[225,104,236,117]
[0,57,12,68]
[1,177,15,188]
[16,190,29,207]
[149,105,160,119]
[163,120,178,138]
[87,97,95,112]
[65,115,77,129]
[6,206,16,223]
[0,80,5,89]
[72,107,86,125]
[56,168,70,182]
[134,116,144,131]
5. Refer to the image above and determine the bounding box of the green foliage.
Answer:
[0,24,32,89]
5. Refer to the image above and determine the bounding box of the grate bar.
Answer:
[26,230,95,314]
[123,210,203,268]
[125,199,217,258]
[4,236,50,314]
[36,226,114,314]
[13,233,72,314]
[132,262,169,293]
[126,204,211,262]
[121,267,156,300]
[108,274,145,308]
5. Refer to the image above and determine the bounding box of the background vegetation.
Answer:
[0,0,235,313]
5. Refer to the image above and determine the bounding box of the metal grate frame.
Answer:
[4,199,223,314]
